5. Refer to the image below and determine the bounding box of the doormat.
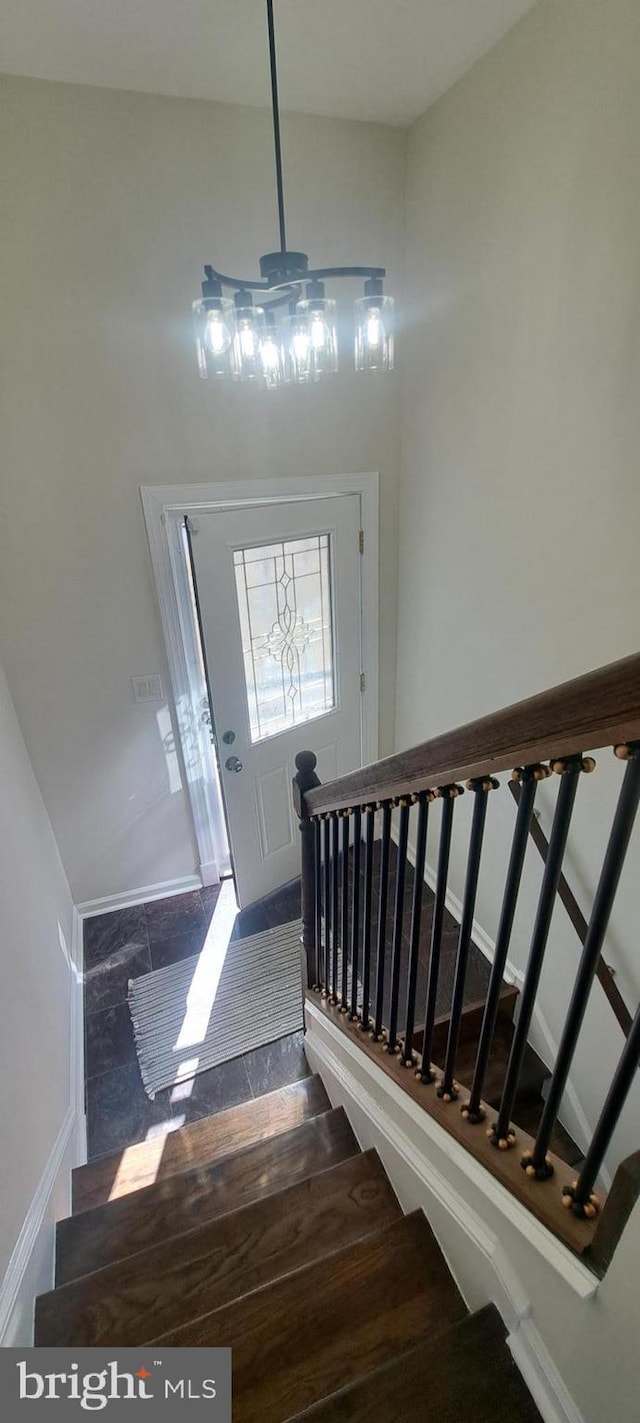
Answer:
[128,919,304,1098]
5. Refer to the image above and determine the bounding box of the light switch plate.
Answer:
[132,674,163,703]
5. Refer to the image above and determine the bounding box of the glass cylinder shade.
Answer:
[232,305,265,382]
[354,294,395,372]
[192,298,235,379]
[259,312,285,390]
[296,298,338,379]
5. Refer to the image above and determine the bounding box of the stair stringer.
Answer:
[305,1000,608,1423]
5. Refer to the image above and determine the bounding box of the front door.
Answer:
[188,495,363,906]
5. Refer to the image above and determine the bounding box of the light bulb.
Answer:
[239,322,257,359]
[260,313,284,389]
[262,338,279,371]
[284,316,312,384]
[292,327,310,362]
[205,310,232,356]
[231,304,265,381]
[296,296,338,379]
[310,311,330,352]
[355,294,395,372]
[365,309,383,349]
[192,296,235,379]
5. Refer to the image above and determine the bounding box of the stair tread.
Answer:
[72,1074,329,1214]
[38,1150,400,1347]
[413,983,518,1056]
[56,1106,357,1286]
[430,1017,548,1107]
[428,1005,581,1169]
[287,1304,541,1422]
[147,1211,467,1423]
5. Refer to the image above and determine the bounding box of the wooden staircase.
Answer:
[36,1073,540,1422]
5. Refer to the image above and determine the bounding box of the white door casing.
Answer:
[189,495,363,905]
[141,475,379,897]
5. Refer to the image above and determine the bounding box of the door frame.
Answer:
[141,473,380,887]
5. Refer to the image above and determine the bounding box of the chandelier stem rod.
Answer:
[266,0,287,254]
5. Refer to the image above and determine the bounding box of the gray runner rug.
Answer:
[128,919,304,1099]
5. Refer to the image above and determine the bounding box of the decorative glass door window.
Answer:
[233,534,335,743]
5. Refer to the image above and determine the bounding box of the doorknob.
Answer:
[225,755,243,773]
[222,729,236,745]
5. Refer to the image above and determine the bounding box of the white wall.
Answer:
[0,75,405,904]
[0,655,82,1344]
[398,0,640,1170]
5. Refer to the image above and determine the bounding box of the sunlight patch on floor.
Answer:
[107,1131,170,1199]
[168,878,239,1098]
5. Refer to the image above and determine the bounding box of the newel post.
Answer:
[292,750,321,992]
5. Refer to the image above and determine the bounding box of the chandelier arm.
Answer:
[204,265,386,293]
[266,0,287,254]
[204,267,273,292]
[306,266,386,282]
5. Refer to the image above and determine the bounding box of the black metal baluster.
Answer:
[564,999,640,1218]
[360,806,376,1032]
[386,800,410,1054]
[331,812,340,1003]
[438,778,497,1101]
[489,756,583,1150]
[373,802,392,1040]
[419,789,458,1083]
[322,816,331,997]
[350,807,363,1020]
[340,811,350,1010]
[461,766,542,1123]
[527,746,640,1179]
[314,817,322,989]
[401,793,430,1066]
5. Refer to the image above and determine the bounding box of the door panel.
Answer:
[189,496,363,905]
[255,764,294,859]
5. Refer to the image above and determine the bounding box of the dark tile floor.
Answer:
[83,878,308,1162]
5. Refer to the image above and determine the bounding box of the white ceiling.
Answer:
[0,0,537,127]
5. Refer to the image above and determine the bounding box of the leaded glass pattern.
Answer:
[233,534,335,743]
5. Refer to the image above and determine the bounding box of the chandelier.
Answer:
[192,0,395,388]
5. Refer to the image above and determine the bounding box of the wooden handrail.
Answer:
[305,653,640,817]
[509,780,633,1039]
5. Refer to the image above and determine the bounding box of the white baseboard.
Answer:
[77,872,203,918]
[0,909,86,1344]
[71,907,87,1165]
[508,1321,587,1423]
[0,1107,76,1346]
[305,1003,591,1423]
